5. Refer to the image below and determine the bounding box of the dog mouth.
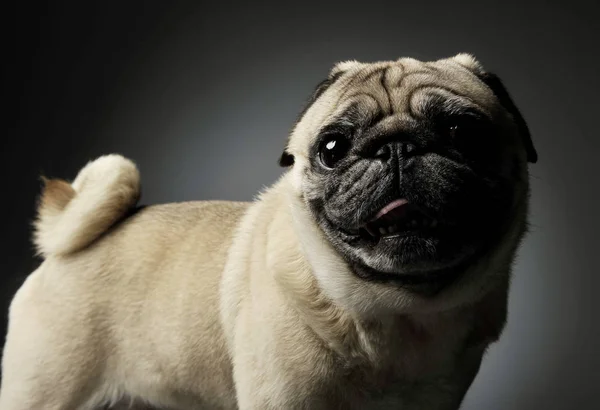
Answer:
[360,199,439,240]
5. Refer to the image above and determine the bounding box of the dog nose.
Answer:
[374,142,417,162]
[374,143,392,161]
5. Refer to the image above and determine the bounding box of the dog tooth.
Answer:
[388,224,398,233]
[379,227,387,234]
[409,220,417,228]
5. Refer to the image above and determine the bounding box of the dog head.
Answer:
[281,54,536,312]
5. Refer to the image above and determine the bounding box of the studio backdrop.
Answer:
[2,1,598,409]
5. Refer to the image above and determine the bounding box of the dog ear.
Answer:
[451,53,537,163]
[452,53,485,74]
[278,151,296,167]
[477,72,538,163]
[278,69,347,167]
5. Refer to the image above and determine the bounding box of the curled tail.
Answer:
[33,154,141,257]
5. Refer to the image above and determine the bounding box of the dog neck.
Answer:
[262,176,474,363]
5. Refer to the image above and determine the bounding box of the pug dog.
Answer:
[0,53,537,410]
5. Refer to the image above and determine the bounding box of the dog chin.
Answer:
[358,244,475,273]
[343,246,479,296]
[329,226,482,292]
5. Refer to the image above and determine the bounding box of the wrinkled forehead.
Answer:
[290,57,500,155]
[339,58,497,116]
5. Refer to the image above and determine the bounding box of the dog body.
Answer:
[0,54,536,409]
[1,200,244,409]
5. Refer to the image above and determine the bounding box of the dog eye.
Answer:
[319,134,351,169]
[444,115,485,140]
[448,124,460,137]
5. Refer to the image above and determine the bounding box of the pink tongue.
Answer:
[374,199,409,220]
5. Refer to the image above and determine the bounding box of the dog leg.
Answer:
[0,274,105,410]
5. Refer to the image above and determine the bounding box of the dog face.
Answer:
[281,54,536,296]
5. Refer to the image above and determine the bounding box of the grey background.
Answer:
[2,1,599,408]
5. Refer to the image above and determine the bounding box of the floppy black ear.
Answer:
[278,71,346,167]
[476,72,538,163]
[278,151,295,167]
